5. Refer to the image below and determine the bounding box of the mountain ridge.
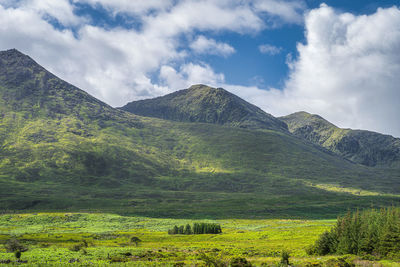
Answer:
[279,111,400,167]
[120,84,288,132]
[0,49,399,218]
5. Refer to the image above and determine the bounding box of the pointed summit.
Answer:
[121,84,288,132]
[0,49,116,120]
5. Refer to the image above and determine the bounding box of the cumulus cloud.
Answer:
[190,36,235,57]
[3,1,397,136]
[230,4,400,137]
[0,0,304,107]
[160,63,225,90]
[283,4,400,137]
[253,0,306,25]
[258,44,282,55]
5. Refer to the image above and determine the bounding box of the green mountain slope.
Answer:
[280,111,400,167]
[120,84,288,132]
[0,49,399,218]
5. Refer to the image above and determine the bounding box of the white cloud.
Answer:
[253,0,306,25]
[0,0,260,106]
[4,0,83,26]
[0,1,398,136]
[190,36,235,57]
[1,0,290,107]
[242,4,400,137]
[259,44,282,55]
[160,63,225,90]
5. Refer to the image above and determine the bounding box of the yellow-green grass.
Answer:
[1,213,399,266]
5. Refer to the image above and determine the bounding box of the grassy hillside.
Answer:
[120,84,288,132]
[0,49,399,218]
[280,111,400,167]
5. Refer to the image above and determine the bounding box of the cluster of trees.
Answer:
[308,207,400,259]
[168,223,222,235]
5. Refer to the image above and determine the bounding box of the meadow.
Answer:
[0,213,399,266]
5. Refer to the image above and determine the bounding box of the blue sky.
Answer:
[68,0,400,90]
[0,0,399,137]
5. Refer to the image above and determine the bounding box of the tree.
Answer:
[130,236,142,246]
[184,224,192,235]
[5,239,28,253]
[5,239,28,261]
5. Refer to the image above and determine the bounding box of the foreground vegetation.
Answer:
[309,207,400,259]
[1,213,400,266]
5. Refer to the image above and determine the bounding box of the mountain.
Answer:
[120,84,288,132]
[279,111,400,167]
[0,49,399,218]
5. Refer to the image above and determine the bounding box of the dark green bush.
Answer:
[14,251,21,259]
[280,250,290,266]
[230,257,252,267]
[5,239,28,253]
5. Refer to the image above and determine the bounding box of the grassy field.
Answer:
[0,213,399,266]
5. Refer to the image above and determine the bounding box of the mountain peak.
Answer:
[121,85,288,132]
[280,111,337,129]
[0,48,115,120]
[0,48,36,66]
[280,112,400,166]
[0,48,25,56]
[187,84,225,92]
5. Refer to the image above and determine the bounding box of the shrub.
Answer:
[14,251,21,260]
[130,236,142,246]
[230,257,252,267]
[280,250,290,266]
[198,252,228,267]
[5,239,28,253]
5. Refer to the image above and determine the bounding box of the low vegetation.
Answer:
[0,212,399,266]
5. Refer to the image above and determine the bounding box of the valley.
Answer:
[0,49,399,265]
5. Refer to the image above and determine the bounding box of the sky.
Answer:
[0,0,399,137]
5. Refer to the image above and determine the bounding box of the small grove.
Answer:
[168,222,222,235]
[308,207,400,260]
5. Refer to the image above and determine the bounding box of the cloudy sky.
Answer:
[0,0,399,137]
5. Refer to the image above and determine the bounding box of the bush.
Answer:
[14,251,21,259]
[230,257,252,267]
[70,241,88,252]
[280,250,290,266]
[5,239,28,253]
[130,236,142,246]
[198,252,229,267]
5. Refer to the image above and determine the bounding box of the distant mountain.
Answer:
[0,49,399,218]
[120,84,288,132]
[280,111,400,167]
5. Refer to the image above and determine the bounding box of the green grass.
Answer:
[0,213,399,266]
